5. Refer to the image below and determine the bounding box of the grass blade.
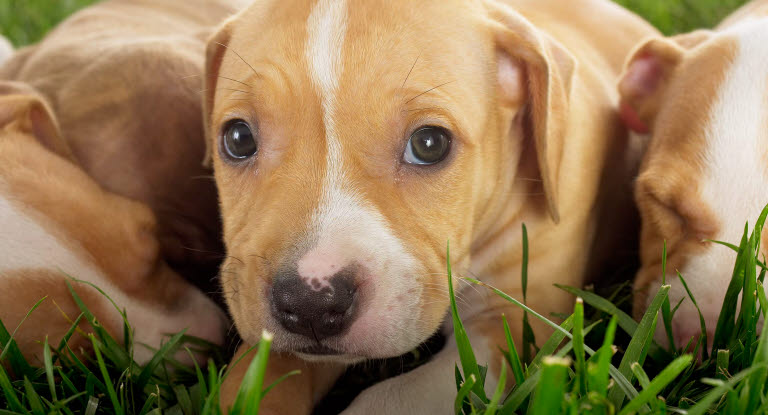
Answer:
[618,355,693,415]
[530,357,569,415]
[608,284,670,408]
[447,242,487,401]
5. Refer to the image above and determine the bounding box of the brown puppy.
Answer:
[0,81,227,365]
[206,0,658,412]
[620,0,768,350]
[0,0,248,284]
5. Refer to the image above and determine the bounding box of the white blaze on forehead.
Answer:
[305,0,348,190]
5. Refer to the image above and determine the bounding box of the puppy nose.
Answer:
[270,268,357,341]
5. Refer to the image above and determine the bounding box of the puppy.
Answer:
[0,0,249,286]
[0,81,227,365]
[205,0,657,412]
[620,0,768,350]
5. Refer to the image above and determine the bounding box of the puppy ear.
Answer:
[0,82,74,161]
[617,33,701,134]
[486,1,576,223]
[202,19,235,168]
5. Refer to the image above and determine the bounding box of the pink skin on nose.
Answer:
[296,247,347,292]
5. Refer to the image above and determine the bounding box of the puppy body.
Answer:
[0,0,248,282]
[620,0,768,349]
[0,82,227,365]
[206,0,657,412]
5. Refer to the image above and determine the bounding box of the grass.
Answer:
[0,281,284,415]
[449,207,768,414]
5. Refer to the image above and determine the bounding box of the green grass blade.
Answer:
[660,241,676,351]
[572,298,587,397]
[555,284,668,361]
[686,364,768,415]
[230,331,273,415]
[0,364,26,414]
[678,272,709,360]
[589,316,618,396]
[465,277,641,402]
[136,329,188,391]
[530,357,569,415]
[23,376,45,415]
[717,349,730,380]
[261,370,301,396]
[447,242,487,401]
[91,335,124,415]
[42,336,58,403]
[608,284,670,408]
[454,374,477,415]
[713,226,749,351]
[501,315,525,385]
[484,361,507,415]
[618,355,693,415]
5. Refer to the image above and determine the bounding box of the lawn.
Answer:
[0,1,763,415]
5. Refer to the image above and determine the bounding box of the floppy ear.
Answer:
[202,19,235,168]
[0,82,74,161]
[617,31,712,134]
[485,1,576,223]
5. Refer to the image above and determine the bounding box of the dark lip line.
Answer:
[296,345,344,356]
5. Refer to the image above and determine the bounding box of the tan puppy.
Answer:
[206,0,657,412]
[0,81,227,365]
[0,0,248,283]
[620,0,768,350]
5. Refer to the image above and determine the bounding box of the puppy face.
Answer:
[620,21,768,349]
[0,83,227,364]
[206,0,573,360]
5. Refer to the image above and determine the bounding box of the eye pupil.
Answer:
[223,121,257,159]
[405,126,451,165]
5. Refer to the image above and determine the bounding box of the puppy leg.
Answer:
[221,344,345,415]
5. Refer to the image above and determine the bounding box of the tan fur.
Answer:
[0,0,248,283]
[206,0,657,412]
[0,83,227,364]
[621,0,768,346]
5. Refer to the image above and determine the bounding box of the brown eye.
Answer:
[404,126,452,165]
[222,120,257,160]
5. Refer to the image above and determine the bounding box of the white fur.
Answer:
[0,189,224,363]
[657,19,768,346]
[298,0,427,358]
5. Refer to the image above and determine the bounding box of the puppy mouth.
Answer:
[296,344,344,356]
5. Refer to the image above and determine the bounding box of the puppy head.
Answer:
[205,0,573,361]
[620,21,768,349]
[0,82,227,363]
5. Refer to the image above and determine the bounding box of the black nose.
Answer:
[270,267,358,341]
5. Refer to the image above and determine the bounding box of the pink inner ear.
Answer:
[618,54,664,134]
[497,53,524,106]
[625,54,664,96]
[619,101,649,134]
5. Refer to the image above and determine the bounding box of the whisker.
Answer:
[212,42,260,79]
[405,80,455,105]
[401,55,419,90]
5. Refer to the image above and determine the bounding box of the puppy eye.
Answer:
[403,126,452,165]
[222,120,258,160]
